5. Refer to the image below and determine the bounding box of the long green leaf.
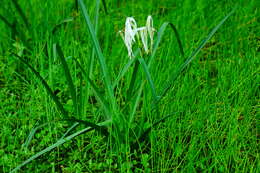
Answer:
[65,117,109,136]
[132,112,177,150]
[112,49,140,89]
[74,58,111,118]
[101,0,108,14]
[11,0,30,30]
[138,58,159,116]
[126,59,140,101]
[0,14,13,28]
[54,44,78,115]
[78,0,115,113]
[24,121,78,148]
[74,0,78,11]
[138,58,158,101]
[0,14,28,49]
[148,22,184,68]
[88,0,100,79]
[129,82,145,124]
[12,128,92,173]
[168,23,184,57]
[24,118,104,149]
[22,122,48,148]
[11,120,111,173]
[13,53,68,117]
[78,71,83,117]
[52,17,74,34]
[157,8,236,104]
[60,122,79,139]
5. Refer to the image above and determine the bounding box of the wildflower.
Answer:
[138,26,148,54]
[119,17,138,58]
[119,15,155,59]
[146,15,155,51]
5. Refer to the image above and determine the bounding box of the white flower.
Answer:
[119,15,155,59]
[146,15,155,51]
[138,27,149,54]
[119,17,138,58]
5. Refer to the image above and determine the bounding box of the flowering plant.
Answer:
[119,16,155,58]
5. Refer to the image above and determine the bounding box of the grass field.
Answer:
[0,0,259,172]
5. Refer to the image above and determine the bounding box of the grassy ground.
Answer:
[0,0,259,172]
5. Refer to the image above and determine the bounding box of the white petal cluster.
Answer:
[119,15,155,59]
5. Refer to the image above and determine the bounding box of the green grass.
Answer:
[0,0,259,172]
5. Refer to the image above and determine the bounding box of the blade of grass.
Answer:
[148,22,184,68]
[24,117,103,149]
[74,58,111,118]
[52,17,74,34]
[11,0,30,30]
[12,53,68,117]
[88,0,100,79]
[101,0,108,14]
[0,14,13,28]
[60,122,79,139]
[129,82,145,124]
[132,112,177,148]
[83,0,101,122]
[78,0,115,112]
[138,58,159,116]
[65,117,109,136]
[112,49,140,89]
[22,122,48,148]
[168,23,184,57]
[0,14,28,49]
[78,71,83,117]
[0,14,18,41]
[157,8,236,104]
[11,128,92,173]
[11,119,111,173]
[138,58,158,102]
[126,60,140,101]
[54,44,78,115]
[74,0,78,11]
[24,120,78,148]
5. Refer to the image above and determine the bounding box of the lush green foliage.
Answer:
[0,0,258,172]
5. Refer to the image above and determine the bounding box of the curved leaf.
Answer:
[78,0,116,113]
[157,8,236,105]
[54,44,78,115]
[74,58,111,118]
[11,120,111,172]
[13,53,68,117]
[148,22,184,67]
